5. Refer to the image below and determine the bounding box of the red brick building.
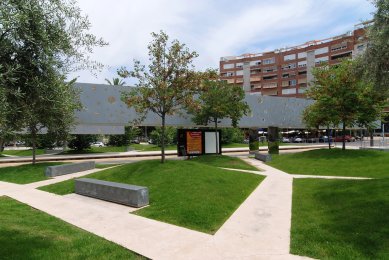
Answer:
[220,23,369,98]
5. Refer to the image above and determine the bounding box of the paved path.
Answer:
[0,155,369,259]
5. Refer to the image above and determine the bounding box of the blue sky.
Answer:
[69,0,375,84]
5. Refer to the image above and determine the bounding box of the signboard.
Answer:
[177,129,221,156]
[186,131,202,155]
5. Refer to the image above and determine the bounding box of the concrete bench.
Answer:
[45,161,95,177]
[254,152,272,162]
[75,178,149,208]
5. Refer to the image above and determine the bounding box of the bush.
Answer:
[68,135,98,151]
[150,127,176,146]
[249,140,259,151]
[108,126,141,146]
[221,128,244,144]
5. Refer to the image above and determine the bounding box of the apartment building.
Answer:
[219,23,370,98]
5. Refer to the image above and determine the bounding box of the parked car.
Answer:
[319,136,333,143]
[334,135,356,142]
[91,141,105,147]
[130,138,140,144]
[243,138,249,144]
[148,139,154,144]
[282,137,291,143]
[293,137,304,143]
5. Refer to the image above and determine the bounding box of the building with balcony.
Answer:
[219,22,371,98]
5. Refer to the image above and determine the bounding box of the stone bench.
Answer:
[45,161,95,177]
[75,178,149,208]
[254,152,272,162]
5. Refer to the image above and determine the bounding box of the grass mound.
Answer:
[267,149,389,178]
[40,157,264,233]
[0,196,144,259]
[292,178,389,259]
[0,162,64,184]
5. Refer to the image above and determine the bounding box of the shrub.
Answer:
[150,127,176,146]
[221,128,244,144]
[68,135,98,151]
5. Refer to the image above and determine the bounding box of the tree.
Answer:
[68,135,98,151]
[304,59,385,150]
[149,126,176,147]
[0,0,107,163]
[108,126,141,146]
[190,80,250,153]
[119,31,203,163]
[303,102,336,149]
[105,77,126,86]
[362,0,389,95]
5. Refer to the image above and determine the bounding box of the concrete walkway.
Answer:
[0,155,368,259]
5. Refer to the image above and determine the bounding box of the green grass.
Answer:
[62,146,127,154]
[222,143,248,148]
[0,162,65,184]
[267,149,389,178]
[39,158,264,233]
[95,164,121,169]
[129,144,176,151]
[291,178,389,259]
[190,155,258,170]
[1,149,45,157]
[0,196,144,259]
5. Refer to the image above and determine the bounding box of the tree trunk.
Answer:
[0,138,4,153]
[214,118,219,154]
[161,114,166,163]
[327,126,331,150]
[342,122,346,150]
[370,129,374,147]
[31,127,37,164]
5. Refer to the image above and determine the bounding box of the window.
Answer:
[357,44,365,51]
[289,79,297,86]
[263,57,275,64]
[223,63,234,69]
[236,62,244,68]
[315,56,329,64]
[236,70,244,76]
[315,47,329,55]
[298,52,307,59]
[298,87,307,94]
[298,70,307,75]
[331,42,348,52]
[263,66,277,73]
[250,60,261,66]
[331,52,352,60]
[263,75,277,80]
[226,72,234,77]
[282,88,296,95]
[298,61,307,67]
[284,54,296,61]
[282,63,296,70]
[250,69,261,74]
[262,82,277,88]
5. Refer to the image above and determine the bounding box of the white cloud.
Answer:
[68,0,374,84]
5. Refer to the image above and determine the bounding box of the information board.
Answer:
[177,129,221,156]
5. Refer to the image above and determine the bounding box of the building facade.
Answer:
[219,24,369,98]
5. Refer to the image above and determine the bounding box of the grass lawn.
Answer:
[291,178,389,259]
[222,143,248,148]
[0,196,144,259]
[62,146,127,154]
[129,144,176,151]
[190,155,258,171]
[267,149,389,178]
[95,164,121,169]
[0,162,65,184]
[39,157,264,233]
[1,149,45,157]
